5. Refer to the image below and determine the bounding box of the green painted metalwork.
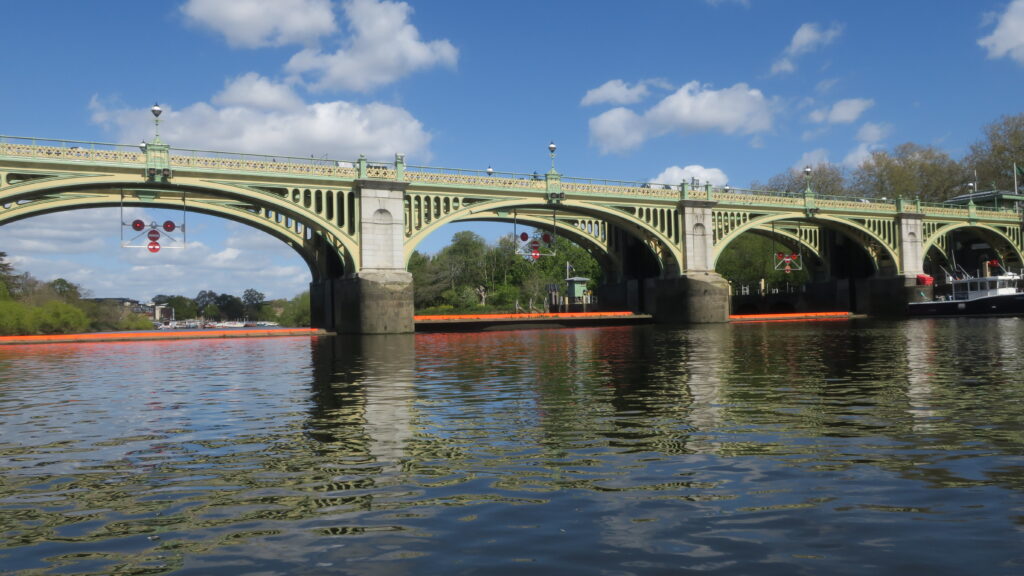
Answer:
[2,135,1022,279]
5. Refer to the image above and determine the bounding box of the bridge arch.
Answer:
[404,197,681,277]
[0,176,353,283]
[922,222,1024,273]
[713,212,898,274]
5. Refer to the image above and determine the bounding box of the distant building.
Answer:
[944,189,1024,210]
[84,297,154,318]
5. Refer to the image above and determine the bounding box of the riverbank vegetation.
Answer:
[410,231,602,314]
[0,252,311,335]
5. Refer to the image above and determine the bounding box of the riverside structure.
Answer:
[2,127,1022,333]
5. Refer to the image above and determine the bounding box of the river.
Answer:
[1,318,1023,575]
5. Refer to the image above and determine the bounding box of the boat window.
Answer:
[969,281,979,292]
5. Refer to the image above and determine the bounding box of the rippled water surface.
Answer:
[2,319,1024,575]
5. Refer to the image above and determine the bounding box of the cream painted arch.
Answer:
[0,175,355,281]
[405,207,623,272]
[712,212,899,274]
[920,221,1024,269]
[403,196,682,274]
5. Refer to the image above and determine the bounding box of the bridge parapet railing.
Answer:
[169,148,359,178]
[0,135,144,164]
[406,165,546,191]
[917,200,1017,218]
[561,177,677,199]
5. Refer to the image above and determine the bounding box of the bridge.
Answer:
[2,132,1022,333]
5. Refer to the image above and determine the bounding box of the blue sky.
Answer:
[2,0,1023,303]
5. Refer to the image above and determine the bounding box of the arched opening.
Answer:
[0,205,326,327]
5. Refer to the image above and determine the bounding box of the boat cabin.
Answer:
[945,274,1022,301]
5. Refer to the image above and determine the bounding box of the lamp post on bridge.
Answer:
[802,165,818,216]
[545,141,563,204]
[140,103,171,183]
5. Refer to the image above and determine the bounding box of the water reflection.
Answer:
[1,321,1023,575]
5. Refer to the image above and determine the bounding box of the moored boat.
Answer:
[908,265,1024,317]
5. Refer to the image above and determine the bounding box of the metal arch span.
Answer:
[404,195,682,275]
[711,211,900,274]
[407,205,621,270]
[0,179,351,283]
[920,221,1024,269]
[3,135,1024,280]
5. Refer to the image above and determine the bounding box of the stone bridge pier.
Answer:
[312,180,415,334]
[650,199,731,323]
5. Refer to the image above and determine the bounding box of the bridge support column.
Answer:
[650,198,731,323]
[316,180,414,334]
[652,274,731,323]
[869,210,931,315]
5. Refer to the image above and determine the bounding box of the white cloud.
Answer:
[181,0,337,48]
[286,0,458,92]
[809,98,874,124]
[795,148,830,170]
[212,73,306,110]
[588,108,647,154]
[842,121,891,168]
[588,81,774,154]
[979,0,1024,65]
[856,122,892,144]
[843,142,875,169]
[90,88,432,161]
[815,78,839,93]
[648,82,773,134]
[581,79,650,106]
[771,22,843,75]
[651,165,729,187]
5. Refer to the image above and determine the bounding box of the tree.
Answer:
[214,293,245,320]
[165,295,198,320]
[963,113,1024,191]
[195,290,218,311]
[242,288,266,319]
[202,303,221,320]
[753,163,848,197]
[48,278,82,301]
[849,143,965,202]
[279,291,310,326]
[0,252,13,300]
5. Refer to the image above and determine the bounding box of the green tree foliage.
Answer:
[0,252,13,299]
[48,278,83,301]
[715,234,809,290]
[165,295,198,321]
[410,230,602,314]
[215,293,245,320]
[849,143,965,201]
[0,300,38,335]
[35,300,90,334]
[242,288,266,319]
[278,291,310,326]
[753,163,848,196]
[963,113,1024,191]
[195,290,218,311]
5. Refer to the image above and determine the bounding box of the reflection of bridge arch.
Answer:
[0,177,353,282]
